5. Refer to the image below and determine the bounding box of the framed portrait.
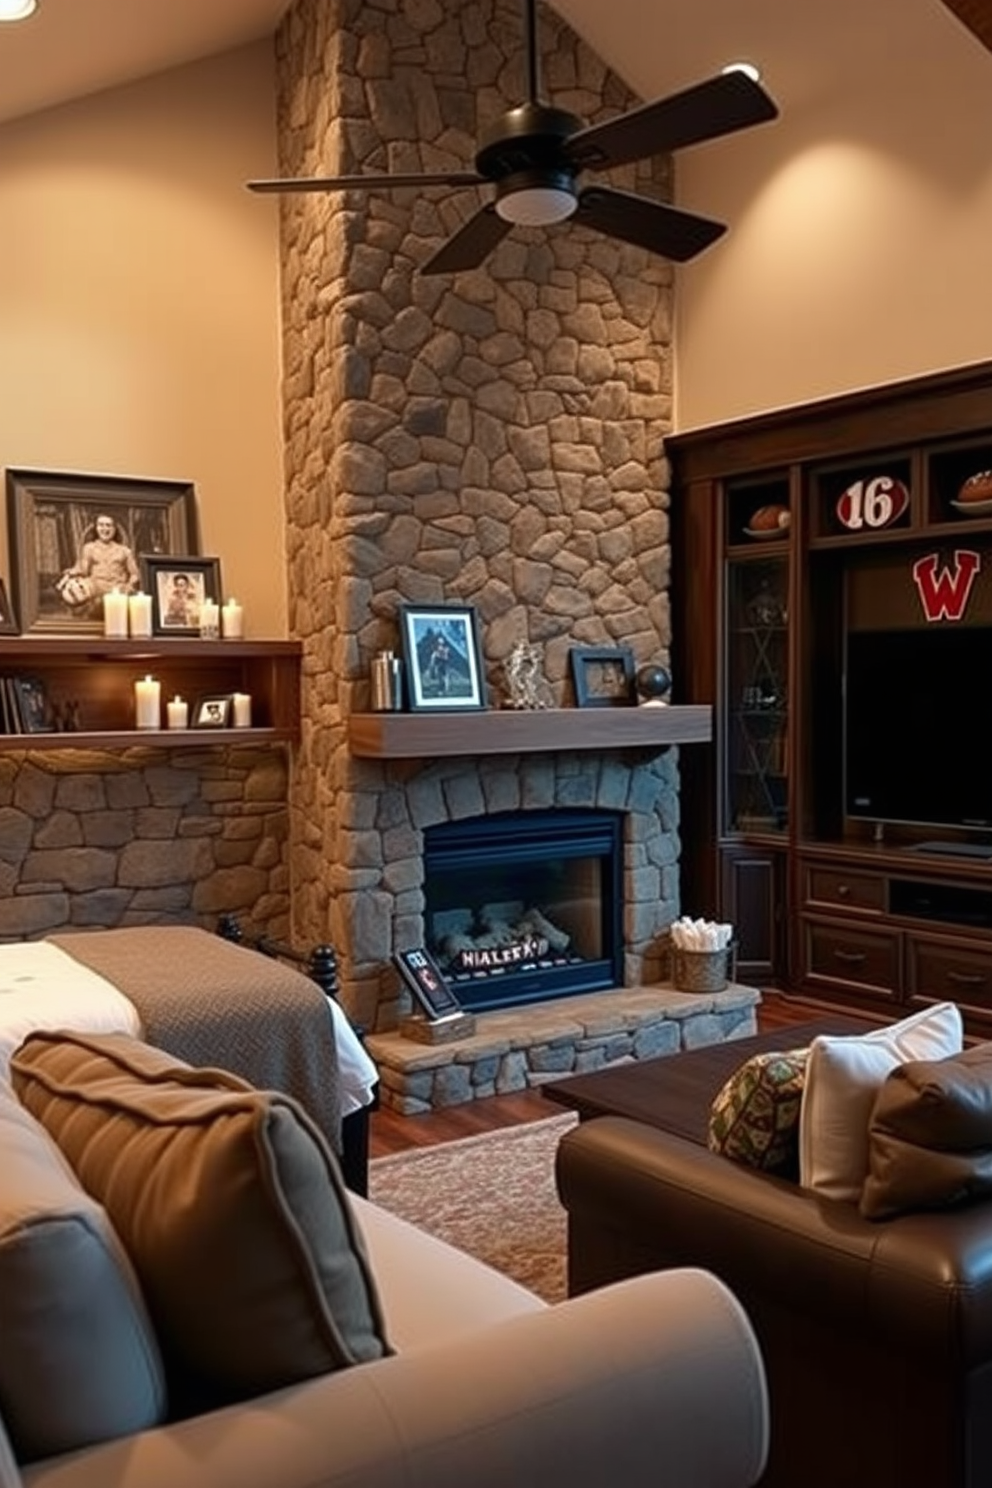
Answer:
[0,577,17,635]
[399,603,487,712]
[192,693,232,729]
[392,948,463,1023]
[5,469,199,636]
[141,555,222,637]
[569,646,636,707]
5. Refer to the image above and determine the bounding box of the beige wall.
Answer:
[0,42,288,636]
[673,9,992,428]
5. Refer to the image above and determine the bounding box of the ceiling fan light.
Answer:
[0,0,37,19]
[722,61,761,83]
[496,186,576,226]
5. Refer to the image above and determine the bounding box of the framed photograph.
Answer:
[12,676,55,734]
[399,603,487,712]
[569,646,636,707]
[192,693,232,729]
[5,469,199,636]
[393,948,463,1022]
[0,577,17,635]
[141,555,222,637]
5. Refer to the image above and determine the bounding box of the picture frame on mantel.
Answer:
[570,645,636,707]
[5,469,199,636]
[399,603,487,712]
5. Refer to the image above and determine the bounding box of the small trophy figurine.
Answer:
[503,641,554,709]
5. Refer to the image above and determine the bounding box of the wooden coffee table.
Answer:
[542,1015,869,1146]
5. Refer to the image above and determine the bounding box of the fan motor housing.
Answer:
[476,101,583,181]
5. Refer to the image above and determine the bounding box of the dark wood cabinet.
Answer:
[669,358,992,1029]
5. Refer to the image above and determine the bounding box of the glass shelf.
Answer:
[725,558,788,835]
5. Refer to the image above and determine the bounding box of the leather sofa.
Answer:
[556,1114,992,1488]
[0,1033,769,1488]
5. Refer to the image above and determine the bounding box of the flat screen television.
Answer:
[844,625,992,834]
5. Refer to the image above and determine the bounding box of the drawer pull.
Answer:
[836,884,850,898]
[833,949,867,965]
[947,970,987,989]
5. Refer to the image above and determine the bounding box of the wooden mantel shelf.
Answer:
[347,705,712,759]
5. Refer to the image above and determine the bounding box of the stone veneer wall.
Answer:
[0,747,290,941]
[274,0,680,1032]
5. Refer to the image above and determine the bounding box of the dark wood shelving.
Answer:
[348,705,712,759]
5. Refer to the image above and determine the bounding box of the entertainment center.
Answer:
[669,359,992,1032]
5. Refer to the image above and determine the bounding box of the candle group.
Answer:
[134,675,161,730]
[221,598,244,639]
[103,589,154,639]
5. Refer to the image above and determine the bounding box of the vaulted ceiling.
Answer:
[940,0,992,52]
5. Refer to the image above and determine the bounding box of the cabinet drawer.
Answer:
[906,935,992,1021]
[802,919,900,1000]
[805,866,885,914]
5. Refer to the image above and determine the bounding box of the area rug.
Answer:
[368,1113,578,1303]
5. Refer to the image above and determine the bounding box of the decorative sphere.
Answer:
[636,664,672,705]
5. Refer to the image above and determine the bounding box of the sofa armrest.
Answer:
[557,1116,992,1365]
[22,1270,767,1488]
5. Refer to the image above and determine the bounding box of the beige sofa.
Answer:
[0,1030,769,1488]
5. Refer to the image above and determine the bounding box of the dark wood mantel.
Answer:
[347,705,712,759]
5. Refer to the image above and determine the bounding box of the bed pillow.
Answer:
[708,1047,809,1175]
[0,1085,165,1461]
[861,1042,992,1220]
[10,1029,390,1414]
[798,1002,963,1202]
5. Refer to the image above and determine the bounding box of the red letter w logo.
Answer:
[912,551,981,622]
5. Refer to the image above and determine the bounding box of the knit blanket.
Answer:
[48,926,352,1150]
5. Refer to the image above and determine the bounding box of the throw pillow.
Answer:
[798,1001,963,1202]
[708,1047,809,1175]
[11,1030,390,1414]
[0,1085,165,1461]
[861,1041,992,1220]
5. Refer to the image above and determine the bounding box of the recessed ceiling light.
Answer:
[0,0,37,19]
[722,61,761,84]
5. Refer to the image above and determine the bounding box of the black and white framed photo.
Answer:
[399,603,487,712]
[141,555,222,637]
[569,645,636,707]
[192,693,232,729]
[0,577,17,635]
[393,948,463,1022]
[5,469,199,636]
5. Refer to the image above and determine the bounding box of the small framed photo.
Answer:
[399,603,487,712]
[192,693,232,729]
[569,646,636,707]
[0,577,18,635]
[141,555,222,637]
[9,676,54,733]
[393,948,463,1022]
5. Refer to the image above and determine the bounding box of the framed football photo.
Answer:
[393,948,463,1022]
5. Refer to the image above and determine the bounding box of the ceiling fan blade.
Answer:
[574,187,725,263]
[247,170,483,195]
[566,71,778,172]
[420,204,513,275]
[939,0,992,52]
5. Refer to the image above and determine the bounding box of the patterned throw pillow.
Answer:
[708,1047,810,1175]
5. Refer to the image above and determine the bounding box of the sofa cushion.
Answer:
[0,1084,165,1462]
[10,1030,390,1414]
[798,1001,963,1202]
[708,1047,809,1175]
[861,1041,992,1220]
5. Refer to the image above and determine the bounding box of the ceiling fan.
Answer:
[248,0,779,276]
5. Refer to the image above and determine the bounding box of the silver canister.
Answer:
[370,650,404,711]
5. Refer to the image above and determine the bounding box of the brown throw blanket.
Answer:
[48,926,343,1151]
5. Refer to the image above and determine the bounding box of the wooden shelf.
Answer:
[348,705,712,759]
[0,727,290,753]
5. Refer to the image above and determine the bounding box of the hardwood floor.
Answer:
[369,989,825,1158]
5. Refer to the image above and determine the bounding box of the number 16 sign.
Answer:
[836,474,909,531]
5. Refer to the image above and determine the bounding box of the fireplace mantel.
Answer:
[347,705,711,759]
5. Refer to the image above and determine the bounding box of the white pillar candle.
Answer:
[128,591,153,638]
[232,692,252,728]
[134,675,161,730]
[103,589,129,639]
[166,695,189,730]
[199,598,219,639]
[221,598,244,639]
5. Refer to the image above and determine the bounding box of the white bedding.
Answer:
[0,940,377,1116]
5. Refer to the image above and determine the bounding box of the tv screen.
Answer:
[844,626,992,833]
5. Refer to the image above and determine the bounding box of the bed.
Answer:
[0,925,378,1191]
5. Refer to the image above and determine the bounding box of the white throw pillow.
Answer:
[798,1002,963,1202]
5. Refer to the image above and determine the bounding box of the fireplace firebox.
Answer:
[422,809,624,1011]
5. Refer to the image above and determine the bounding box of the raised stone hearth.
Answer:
[366,983,760,1114]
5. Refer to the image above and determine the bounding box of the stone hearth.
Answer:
[367,983,760,1114]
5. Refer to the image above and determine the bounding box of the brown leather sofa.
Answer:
[556,1114,992,1488]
